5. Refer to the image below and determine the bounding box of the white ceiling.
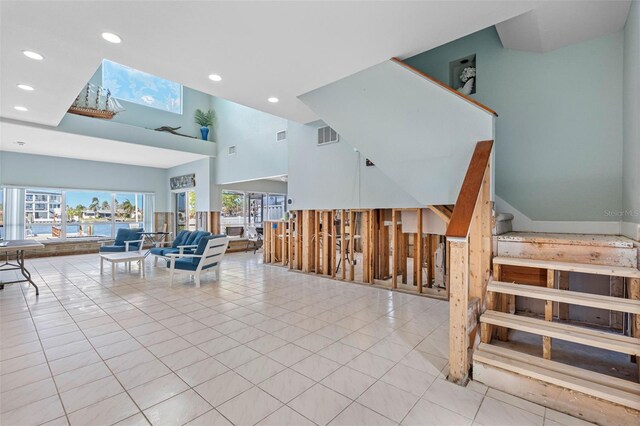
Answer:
[0,119,207,168]
[496,1,631,52]
[0,1,630,130]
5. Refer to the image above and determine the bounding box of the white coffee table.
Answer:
[100,251,146,280]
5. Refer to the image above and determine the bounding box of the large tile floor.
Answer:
[0,252,592,426]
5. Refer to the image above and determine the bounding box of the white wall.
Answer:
[212,97,288,184]
[165,158,216,212]
[623,1,640,228]
[0,151,167,208]
[299,60,495,206]
[287,120,421,210]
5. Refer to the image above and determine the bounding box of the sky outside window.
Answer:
[102,59,182,114]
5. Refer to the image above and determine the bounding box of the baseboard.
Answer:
[621,221,640,241]
[494,196,623,235]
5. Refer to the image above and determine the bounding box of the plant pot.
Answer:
[200,126,209,141]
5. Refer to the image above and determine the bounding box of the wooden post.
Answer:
[297,212,303,270]
[400,227,408,284]
[302,211,314,273]
[416,208,423,293]
[289,218,294,270]
[392,210,398,289]
[448,238,470,385]
[609,276,624,329]
[264,222,271,263]
[481,263,501,343]
[349,211,355,281]
[368,210,375,284]
[362,211,370,283]
[314,211,320,274]
[558,271,570,320]
[543,269,555,359]
[340,210,346,280]
[627,277,640,378]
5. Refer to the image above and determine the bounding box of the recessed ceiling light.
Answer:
[268,97,279,103]
[14,106,28,112]
[22,50,44,60]
[101,32,122,44]
[208,74,222,82]
[17,84,34,91]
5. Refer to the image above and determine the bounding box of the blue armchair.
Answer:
[99,228,145,253]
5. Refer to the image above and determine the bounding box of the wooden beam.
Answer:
[543,269,555,360]
[349,211,355,281]
[446,140,494,238]
[392,210,398,289]
[448,238,470,384]
[557,271,570,320]
[428,205,452,224]
[314,210,320,274]
[416,208,423,293]
[340,210,346,280]
[302,211,314,273]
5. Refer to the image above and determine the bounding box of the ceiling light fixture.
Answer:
[22,50,44,60]
[208,74,222,82]
[14,106,28,112]
[101,32,122,44]
[17,84,34,91]
[268,97,279,103]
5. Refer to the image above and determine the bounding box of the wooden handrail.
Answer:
[446,140,494,238]
[391,58,498,117]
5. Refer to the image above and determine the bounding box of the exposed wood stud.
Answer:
[448,239,470,384]
[349,210,355,281]
[392,210,398,289]
[543,269,555,360]
[416,208,423,293]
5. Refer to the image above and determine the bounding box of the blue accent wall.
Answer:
[405,27,624,222]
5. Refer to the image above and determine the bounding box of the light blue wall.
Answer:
[212,97,288,184]
[624,1,640,224]
[88,64,214,140]
[0,151,168,208]
[287,120,421,210]
[405,27,624,222]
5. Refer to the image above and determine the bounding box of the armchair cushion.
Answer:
[172,230,191,248]
[150,247,179,256]
[114,228,130,246]
[170,258,218,271]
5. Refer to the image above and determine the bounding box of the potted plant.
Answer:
[194,108,215,141]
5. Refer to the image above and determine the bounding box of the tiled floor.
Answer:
[0,252,593,426]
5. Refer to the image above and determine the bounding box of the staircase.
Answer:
[474,232,640,415]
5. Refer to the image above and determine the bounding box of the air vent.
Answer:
[276,130,286,142]
[317,125,339,146]
[228,145,237,155]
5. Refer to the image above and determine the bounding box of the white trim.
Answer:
[621,222,640,241]
[494,195,623,235]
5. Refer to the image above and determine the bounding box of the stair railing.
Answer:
[445,140,494,384]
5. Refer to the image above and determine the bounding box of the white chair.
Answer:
[167,236,228,287]
[245,226,262,253]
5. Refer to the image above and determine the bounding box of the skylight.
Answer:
[101,59,182,114]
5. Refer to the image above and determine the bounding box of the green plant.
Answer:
[194,108,215,127]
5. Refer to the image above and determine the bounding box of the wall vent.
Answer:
[228,145,237,155]
[276,130,287,142]
[317,125,339,146]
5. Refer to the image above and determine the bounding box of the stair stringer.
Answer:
[299,59,495,206]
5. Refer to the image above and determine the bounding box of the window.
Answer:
[220,190,287,234]
[0,188,155,241]
[102,59,182,114]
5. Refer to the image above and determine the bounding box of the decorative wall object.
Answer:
[170,173,196,190]
[449,54,477,95]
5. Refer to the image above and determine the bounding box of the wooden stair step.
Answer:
[488,281,640,314]
[473,343,640,410]
[480,310,640,355]
[493,256,640,279]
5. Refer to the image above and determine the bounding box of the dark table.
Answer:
[0,239,45,295]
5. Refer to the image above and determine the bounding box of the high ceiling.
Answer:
[0,1,630,129]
